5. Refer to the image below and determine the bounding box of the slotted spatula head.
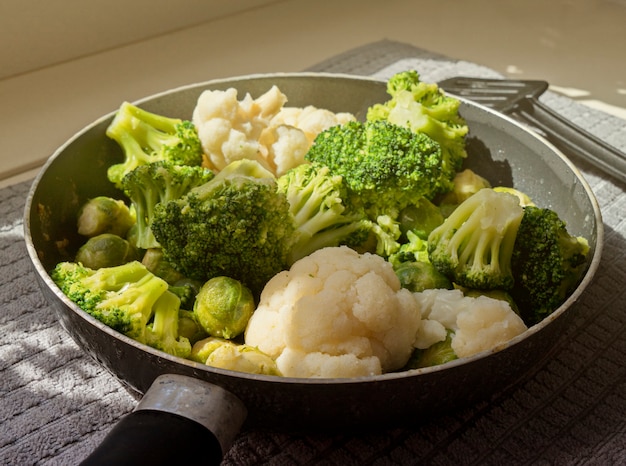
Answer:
[438,77,549,113]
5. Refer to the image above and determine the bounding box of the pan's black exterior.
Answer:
[24,74,603,431]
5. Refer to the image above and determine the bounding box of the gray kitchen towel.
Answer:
[2,40,625,465]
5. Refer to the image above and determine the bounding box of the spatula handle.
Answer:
[514,98,626,185]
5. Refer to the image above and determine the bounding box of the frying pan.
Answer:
[23,73,603,463]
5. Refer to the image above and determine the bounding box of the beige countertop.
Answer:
[2,0,625,188]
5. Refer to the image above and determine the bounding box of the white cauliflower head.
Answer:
[192,86,356,176]
[244,246,422,378]
[413,289,527,358]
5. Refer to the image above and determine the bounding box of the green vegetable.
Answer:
[151,159,295,296]
[168,278,203,310]
[105,101,204,188]
[405,330,458,369]
[388,230,430,266]
[49,261,188,354]
[76,196,135,238]
[191,337,281,376]
[177,309,208,345]
[397,197,444,241]
[305,119,450,257]
[367,70,469,181]
[145,289,192,359]
[193,276,255,339]
[428,188,524,290]
[394,261,452,292]
[306,119,448,214]
[494,186,535,207]
[121,161,214,249]
[75,233,139,269]
[277,163,370,263]
[511,205,589,325]
[438,168,492,217]
[141,248,185,284]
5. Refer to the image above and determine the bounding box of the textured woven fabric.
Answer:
[2,40,625,465]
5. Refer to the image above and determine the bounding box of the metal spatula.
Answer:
[438,76,626,185]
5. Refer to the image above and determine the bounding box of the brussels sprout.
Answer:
[439,169,492,217]
[141,248,186,284]
[77,196,135,238]
[74,233,139,269]
[395,261,452,292]
[191,337,280,376]
[177,310,208,345]
[405,330,457,369]
[190,336,227,363]
[193,277,255,339]
[398,197,444,240]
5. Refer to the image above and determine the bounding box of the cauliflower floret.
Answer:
[244,246,421,378]
[258,124,310,176]
[276,348,381,378]
[193,86,287,172]
[271,105,356,144]
[193,86,356,176]
[412,289,527,358]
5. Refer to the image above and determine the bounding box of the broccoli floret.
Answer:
[106,102,204,188]
[277,163,370,263]
[511,205,590,325]
[493,186,535,207]
[51,260,193,357]
[151,159,295,296]
[305,119,450,257]
[428,188,524,290]
[168,277,203,310]
[121,161,214,249]
[367,70,469,179]
[145,289,192,359]
[50,261,170,343]
[306,120,448,214]
[389,230,430,267]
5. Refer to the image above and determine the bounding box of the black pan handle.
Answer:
[514,98,626,185]
[80,374,247,465]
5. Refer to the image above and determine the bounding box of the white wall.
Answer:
[0,0,279,79]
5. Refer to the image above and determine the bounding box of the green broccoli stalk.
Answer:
[367,70,469,179]
[50,261,170,344]
[428,188,524,290]
[145,290,192,359]
[511,205,590,325]
[277,163,370,263]
[151,159,295,296]
[106,101,204,188]
[121,161,214,249]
